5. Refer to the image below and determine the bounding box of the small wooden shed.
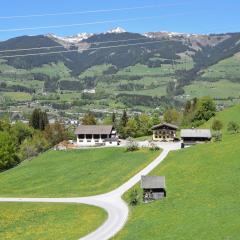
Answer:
[141,176,166,202]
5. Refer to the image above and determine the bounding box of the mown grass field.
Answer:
[2,92,32,101]
[0,148,160,197]
[114,106,240,240]
[200,53,240,81]
[184,80,240,99]
[31,62,71,78]
[0,202,106,240]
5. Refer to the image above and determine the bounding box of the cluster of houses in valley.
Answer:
[72,122,212,148]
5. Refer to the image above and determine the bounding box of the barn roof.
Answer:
[141,176,166,189]
[75,125,113,135]
[180,129,212,138]
[151,122,178,131]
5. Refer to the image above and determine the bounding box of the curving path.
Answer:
[0,142,181,240]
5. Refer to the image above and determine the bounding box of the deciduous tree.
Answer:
[81,112,97,125]
[0,132,20,171]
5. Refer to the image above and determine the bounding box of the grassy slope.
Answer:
[200,53,240,81]
[0,202,106,240]
[114,106,240,240]
[0,148,160,197]
[184,80,240,98]
[31,62,71,79]
[202,104,240,135]
[185,53,240,99]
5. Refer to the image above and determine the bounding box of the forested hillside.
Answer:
[0,30,240,113]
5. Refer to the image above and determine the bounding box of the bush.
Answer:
[212,119,223,131]
[126,138,139,152]
[212,131,222,142]
[19,133,49,160]
[0,132,20,171]
[227,121,240,134]
[129,189,140,206]
[149,142,160,151]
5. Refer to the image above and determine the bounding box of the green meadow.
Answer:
[114,106,240,240]
[0,202,106,240]
[2,92,32,101]
[0,148,160,197]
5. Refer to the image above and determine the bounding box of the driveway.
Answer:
[0,143,181,240]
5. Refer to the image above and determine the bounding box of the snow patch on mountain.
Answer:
[47,33,94,44]
[107,27,126,34]
[143,31,202,39]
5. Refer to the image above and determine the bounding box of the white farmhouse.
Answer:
[75,125,119,147]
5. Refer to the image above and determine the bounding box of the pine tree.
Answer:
[30,109,49,131]
[111,112,116,125]
[121,110,128,128]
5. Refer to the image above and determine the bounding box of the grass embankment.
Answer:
[114,106,240,240]
[0,148,160,197]
[202,104,240,134]
[0,202,106,240]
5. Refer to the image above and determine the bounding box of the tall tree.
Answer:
[120,110,128,128]
[125,118,138,138]
[11,121,34,145]
[30,109,49,131]
[44,122,68,146]
[163,108,182,125]
[81,112,97,125]
[112,112,116,125]
[151,112,161,126]
[0,132,20,171]
[138,113,151,136]
[193,97,216,123]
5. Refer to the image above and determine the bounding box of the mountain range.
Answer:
[0,27,240,108]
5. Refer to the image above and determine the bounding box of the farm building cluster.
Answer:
[71,122,212,147]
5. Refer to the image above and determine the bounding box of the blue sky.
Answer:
[0,0,239,40]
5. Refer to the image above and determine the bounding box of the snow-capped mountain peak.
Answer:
[107,27,126,34]
[47,32,94,44]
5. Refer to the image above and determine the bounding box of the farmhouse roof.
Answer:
[151,122,178,130]
[141,176,166,189]
[75,125,113,135]
[180,129,212,138]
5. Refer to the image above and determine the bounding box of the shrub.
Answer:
[129,189,140,206]
[149,141,160,151]
[126,138,139,152]
[227,121,240,134]
[212,119,223,131]
[212,131,222,142]
[0,132,20,171]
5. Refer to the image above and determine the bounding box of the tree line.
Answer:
[0,109,71,171]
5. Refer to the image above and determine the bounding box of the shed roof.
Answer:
[141,176,166,189]
[75,125,113,135]
[180,129,212,138]
[151,122,178,131]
